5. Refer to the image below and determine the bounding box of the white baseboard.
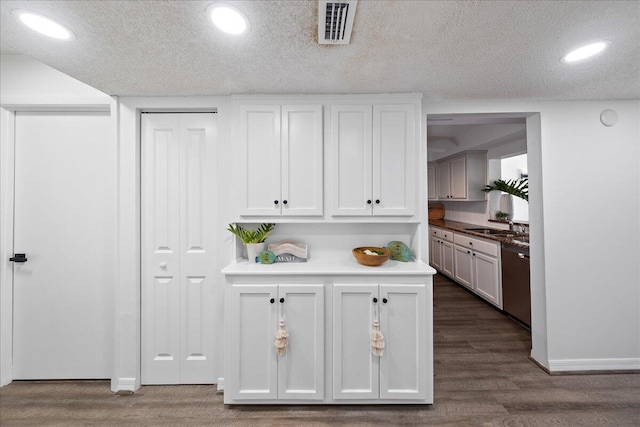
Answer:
[217,377,224,392]
[116,377,137,392]
[548,357,640,372]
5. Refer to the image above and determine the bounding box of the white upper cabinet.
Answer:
[434,151,487,201]
[330,103,416,217]
[239,104,323,217]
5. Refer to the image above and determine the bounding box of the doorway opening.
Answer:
[426,111,545,368]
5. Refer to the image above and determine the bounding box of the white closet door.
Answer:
[141,113,217,384]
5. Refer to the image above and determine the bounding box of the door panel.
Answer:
[441,240,455,278]
[379,285,427,400]
[142,113,216,384]
[142,114,181,384]
[238,105,281,216]
[373,104,415,216]
[330,105,372,216]
[454,246,474,290]
[281,105,323,216]
[436,162,451,199]
[333,284,378,399]
[429,237,442,270]
[450,156,467,199]
[228,285,278,400]
[13,111,113,379]
[277,285,324,400]
[474,252,501,308]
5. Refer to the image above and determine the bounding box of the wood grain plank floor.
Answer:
[1,274,639,426]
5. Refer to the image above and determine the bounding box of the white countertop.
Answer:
[222,255,436,276]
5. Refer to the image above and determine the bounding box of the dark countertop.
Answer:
[429,219,530,250]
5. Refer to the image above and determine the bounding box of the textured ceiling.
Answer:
[1,0,639,99]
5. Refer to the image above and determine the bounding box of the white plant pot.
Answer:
[499,194,514,220]
[246,242,265,263]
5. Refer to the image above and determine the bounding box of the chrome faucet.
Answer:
[508,220,514,232]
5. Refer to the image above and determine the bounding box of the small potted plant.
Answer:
[227,223,276,262]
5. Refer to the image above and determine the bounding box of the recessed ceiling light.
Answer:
[207,3,249,35]
[562,41,609,64]
[12,9,75,40]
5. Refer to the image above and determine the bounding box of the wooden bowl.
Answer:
[352,247,390,267]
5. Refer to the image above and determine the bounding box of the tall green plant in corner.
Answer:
[482,178,529,202]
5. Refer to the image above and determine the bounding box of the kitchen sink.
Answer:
[465,227,514,236]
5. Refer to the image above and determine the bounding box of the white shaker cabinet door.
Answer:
[281,105,324,216]
[227,285,279,400]
[379,284,428,400]
[332,284,379,399]
[450,155,467,199]
[429,236,442,271]
[330,105,373,216]
[238,105,282,216]
[453,245,474,291]
[441,240,455,279]
[372,104,415,216]
[277,285,325,400]
[437,161,451,199]
[428,163,438,200]
[474,251,502,308]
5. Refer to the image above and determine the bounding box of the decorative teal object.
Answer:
[386,241,414,262]
[259,250,277,264]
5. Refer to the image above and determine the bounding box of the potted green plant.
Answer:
[482,178,529,202]
[227,223,276,262]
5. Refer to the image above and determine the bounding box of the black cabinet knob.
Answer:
[467,250,471,254]
[270,298,275,304]
[375,199,380,204]
[469,242,473,246]
[382,298,388,304]
[367,200,372,205]
[283,200,288,205]
[280,297,285,303]
[373,297,378,303]
[274,200,279,205]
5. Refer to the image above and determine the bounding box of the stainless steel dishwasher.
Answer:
[501,243,531,327]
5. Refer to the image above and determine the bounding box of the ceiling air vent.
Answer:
[318,1,358,45]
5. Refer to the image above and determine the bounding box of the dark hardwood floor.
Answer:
[1,274,639,426]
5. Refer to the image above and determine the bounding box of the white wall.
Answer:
[425,100,640,371]
[0,55,116,387]
[1,55,111,104]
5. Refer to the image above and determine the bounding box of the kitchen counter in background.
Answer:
[429,219,530,249]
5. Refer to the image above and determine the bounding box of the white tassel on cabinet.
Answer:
[371,320,385,356]
[274,319,289,355]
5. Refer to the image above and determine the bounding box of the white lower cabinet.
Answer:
[224,278,433,404]
[453,233,502,308]
[226,284,324,401]
[429,227,454,279]
[333,283,428,401]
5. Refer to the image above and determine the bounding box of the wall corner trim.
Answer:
[115,377,138,392]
